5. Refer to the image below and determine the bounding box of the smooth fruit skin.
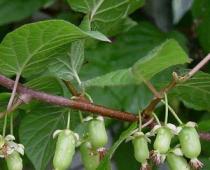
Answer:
[178,127,201,159]
[154,127,173,154]
[132,136,149,163]
[53,130,76,170]
[166,153,190,170]
[80,142,100,170]
[6,151,23,170]
[88,119,108,149]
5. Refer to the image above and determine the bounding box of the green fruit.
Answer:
[80,142,100,170]
[53,130,76,170]
[88,119,108,149]
[178,127,201,159]
[132,136,149,163]
[167,153,190,170]
[6,151,23,170]
[154,127,173,154]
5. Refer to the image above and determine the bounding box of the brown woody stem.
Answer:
[0,54,209,139]
[143,79,162,99]
[187,53,210,78]
[63,80,80,96]
[0,74,137,122]
[199,132,210,141]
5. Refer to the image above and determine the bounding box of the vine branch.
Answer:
[63,80,80,96]
[0,54,209,138]
[199,132,210,141]
[141,54,210,118]
[187,53,210,78]
[0,74,138,122]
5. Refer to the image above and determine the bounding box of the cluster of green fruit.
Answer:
[0,97,203,170]
[129,119,202,170]
[0,134,24,170]
[53,115,108,170]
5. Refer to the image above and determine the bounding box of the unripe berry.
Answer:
[88,118,108,149]
[178,127,201,159]
[167,153,190,170]
[80,142,100,170]
[53,130,76,170]
[132,136,149,164]
[154,127,173,154]
[6,151,23,170]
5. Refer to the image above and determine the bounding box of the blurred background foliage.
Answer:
[0,0,210,170]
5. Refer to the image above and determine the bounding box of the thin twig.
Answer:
[187,53,210,78]
[143,79,162,98]
[7,74,20,110]
[164,93,169,125]
[141,77,177,117]
[3,74,20,136]
[142,118,154,128]
[142,54,210,117]
[0,94,31,119]
[161,100,183,125]
[63,80,89,103]
[63,80,80,96]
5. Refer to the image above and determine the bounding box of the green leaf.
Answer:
[69,40,85,72]
[67,0,129,23]
[83,39,189,87]
[83,68,136,87]
[128,0,145,14]
[19,75,80,170]
[19,105,66,170]
[81,22,187,112]
[192,0,210,52]
[92,17,138,36]
[48,40,85,82]
[81,22,187,79]
[198,119,210,131]
[172,72,210,111]
[199,158,210,170]
[0,93,11,132]
[68,0,132,35]
[192,0,210,18]
[0,0,54,25]
[0,93,10,111]
[97,123,137,170]
[0,20,109,78]
[114,139,138,170]
[86,31,110,42]
[132,39,189,82]
[25,76,64,95]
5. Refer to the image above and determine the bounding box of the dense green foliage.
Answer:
[0,0,210,170]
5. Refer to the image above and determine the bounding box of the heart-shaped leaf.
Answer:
[132,39,189,82]
[67,0,129,23]
[83,39,189,87]
[0,20,109,78]
[48,40,85,82]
